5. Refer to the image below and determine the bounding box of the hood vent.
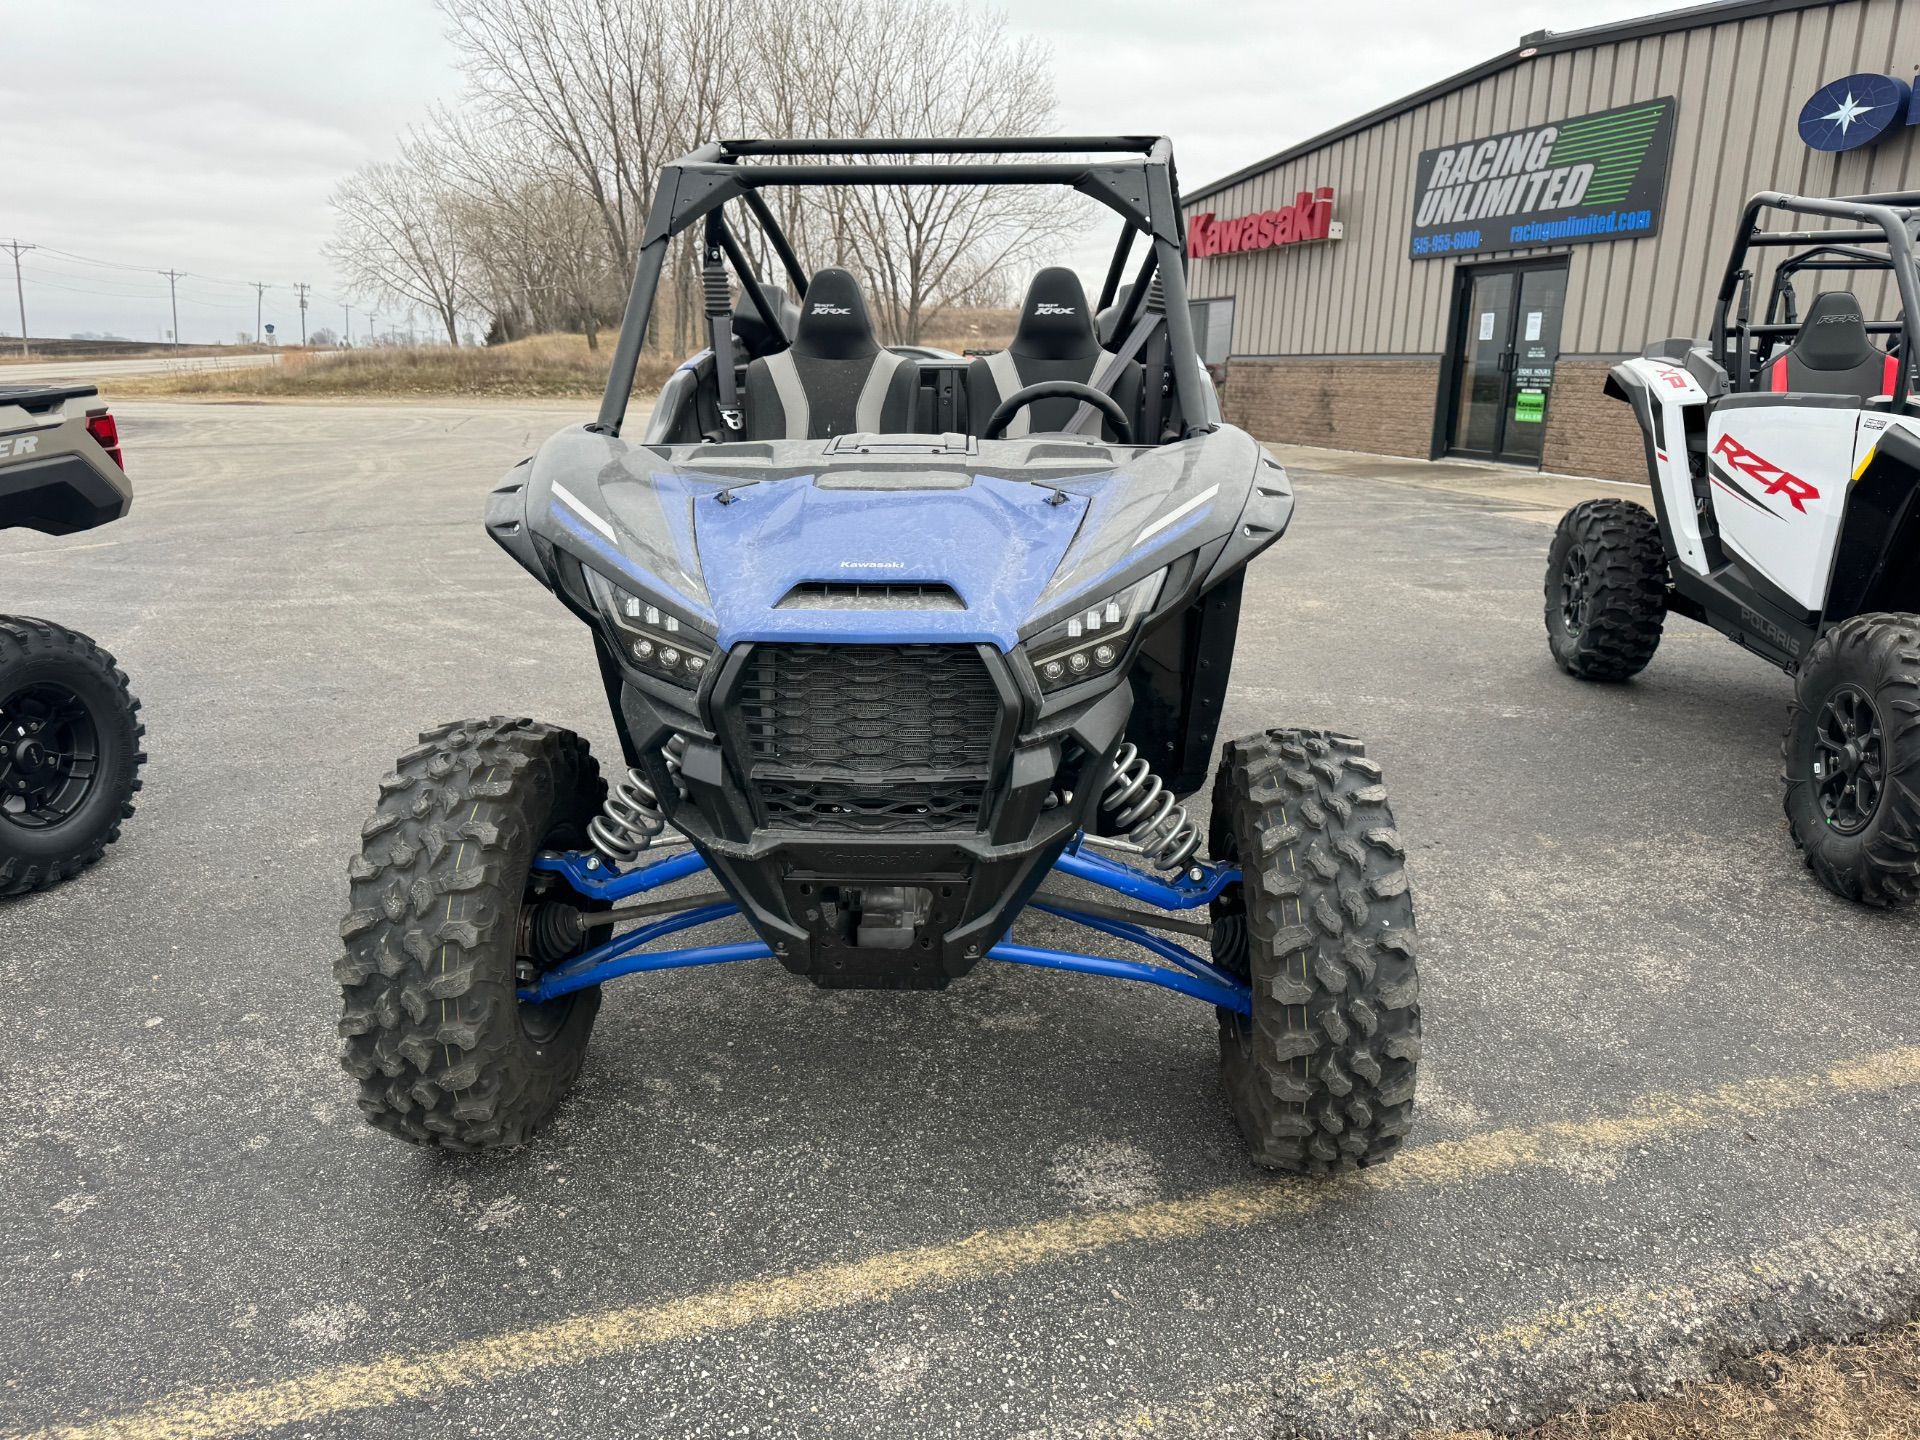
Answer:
[776,581,965,611]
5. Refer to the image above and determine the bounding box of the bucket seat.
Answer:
[967,269,1142,439]
[1764,290,1900,399]
[743,268,918,439]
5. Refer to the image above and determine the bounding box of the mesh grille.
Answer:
[736,644,1000,832]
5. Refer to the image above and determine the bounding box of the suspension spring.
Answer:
[587,735,687,866]
[1099,742,1201,871]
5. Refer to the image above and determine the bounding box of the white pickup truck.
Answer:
[0,382,144,896]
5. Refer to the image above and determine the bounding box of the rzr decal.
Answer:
[1710,433,1821,515]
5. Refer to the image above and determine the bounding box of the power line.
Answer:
[161,268,183,348]
[3,241,33,358]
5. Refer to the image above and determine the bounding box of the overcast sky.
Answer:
[3,0,1691,344]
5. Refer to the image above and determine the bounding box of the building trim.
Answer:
[1182,0,1845,204]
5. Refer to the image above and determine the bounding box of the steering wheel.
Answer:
[982,381,1133,444]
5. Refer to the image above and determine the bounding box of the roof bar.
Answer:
[718,136,1161,157]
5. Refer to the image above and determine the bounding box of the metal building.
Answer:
[1181,0,1920,480]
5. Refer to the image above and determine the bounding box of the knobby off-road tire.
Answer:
[338,717,608,1149]
[1782,613,1920,909]
[1545,499,1668,681]
[1208,729,1421,1173]
[0,616,145,899]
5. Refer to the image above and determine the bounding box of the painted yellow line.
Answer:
[16,1044,1920,1440]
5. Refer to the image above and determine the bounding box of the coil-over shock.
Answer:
[588,734,687,865]
[1096,742,1201,871]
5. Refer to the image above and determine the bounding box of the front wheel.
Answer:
[0,616,145,898]
[1782,614,1920,908]
[1209,729,1421,1173]
[1545,499,1667,680]
[337,717,608,1149]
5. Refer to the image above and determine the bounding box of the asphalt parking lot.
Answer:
[3,398,1918,1440]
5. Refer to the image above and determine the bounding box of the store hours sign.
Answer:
[1408,97,1677,259]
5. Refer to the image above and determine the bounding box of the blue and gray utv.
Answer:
[337,136,1422,1172]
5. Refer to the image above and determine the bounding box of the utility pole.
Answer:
[3,240,34,358]
[294,282,310,346]
[341,302,351,348]
[368,312,379,346]
[160,268,183,347]
[251,281,268,344]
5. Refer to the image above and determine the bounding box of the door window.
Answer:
[1447,262,1568,465]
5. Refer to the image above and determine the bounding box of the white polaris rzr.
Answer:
[1545,190,1919,908]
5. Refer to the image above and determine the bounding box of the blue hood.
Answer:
[693,474,1087,649]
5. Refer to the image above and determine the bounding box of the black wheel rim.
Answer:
[1560,547,1592,635]
[1813,684,1885,836]
[0,682,101,831]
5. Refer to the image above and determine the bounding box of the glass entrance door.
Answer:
[1447,261,1568,465]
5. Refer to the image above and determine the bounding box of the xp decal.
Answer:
[1409,98,1677,259]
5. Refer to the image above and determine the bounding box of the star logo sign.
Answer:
[1821,90,1881,134]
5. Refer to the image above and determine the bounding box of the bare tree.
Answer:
[324,151,471,346]
[343,0,1074,348]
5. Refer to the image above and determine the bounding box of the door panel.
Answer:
[1705,399,1860,610]
[1451,272,1514,457]
[1502,267,1567,466]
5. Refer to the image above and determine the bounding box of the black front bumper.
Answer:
[617,642,1132,988]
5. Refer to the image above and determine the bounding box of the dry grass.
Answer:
[105,307,1023,403]
[1423,1324,1920,1440]
[0,342,277,364]
[106,333,677,401]
[919,307,1018,355]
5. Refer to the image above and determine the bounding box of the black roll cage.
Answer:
[593,135,1207,439]
[1712,190,1920,404]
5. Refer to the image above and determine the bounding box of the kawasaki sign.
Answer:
[1408,97,1677,260]
[1186,187,1341,259]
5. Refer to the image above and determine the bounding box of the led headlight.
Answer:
[1026,570,1164,693]
[586,571,717,687]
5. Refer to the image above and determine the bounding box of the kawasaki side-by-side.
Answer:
[337,136,1422,1168]
[1548,189,1920,907]
[0,382,144,897]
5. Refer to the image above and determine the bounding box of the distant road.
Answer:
[0,351,283,384]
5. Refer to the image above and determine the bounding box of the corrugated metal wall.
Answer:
[1186,0,1920,359]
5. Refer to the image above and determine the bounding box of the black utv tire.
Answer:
[338,717,609,1149]
[1208,729,1421,1173]
[1782,613,1920,909]
[1545,499,1668,681]
[0,616,145,899]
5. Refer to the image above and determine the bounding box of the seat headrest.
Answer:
[733,283,798,359]
[1792,290,1875,370]
[1012,267,1097,361]
[792,268,877,360]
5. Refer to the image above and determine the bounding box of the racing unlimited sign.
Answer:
[1408,97,1677,259]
